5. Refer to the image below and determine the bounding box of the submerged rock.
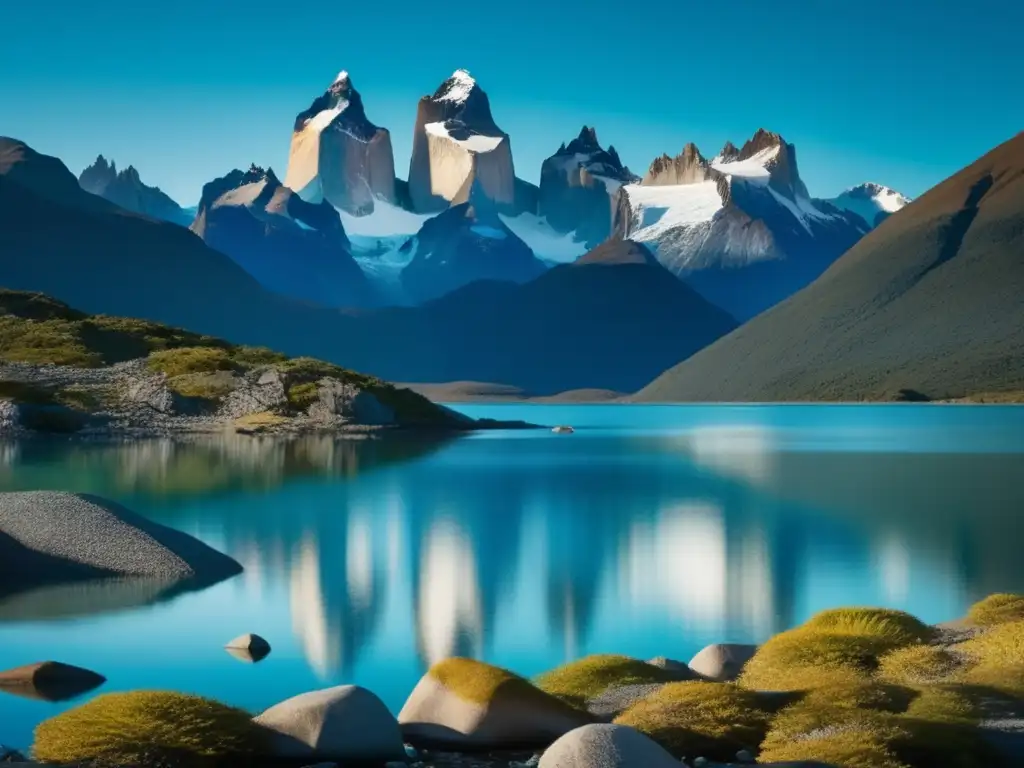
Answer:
[0,661,105,702]
[224,633,271,663]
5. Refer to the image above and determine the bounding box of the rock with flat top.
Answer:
[687,643,757,682]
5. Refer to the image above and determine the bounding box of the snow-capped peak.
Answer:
[333,70,350,85]
[435,69,477,103]
[828,182,911,227]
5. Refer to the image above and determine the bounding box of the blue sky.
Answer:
[2,0,1021,206]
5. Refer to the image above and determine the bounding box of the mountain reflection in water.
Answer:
[1,405,1023,745]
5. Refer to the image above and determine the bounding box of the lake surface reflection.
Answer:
[1,404,1023,749]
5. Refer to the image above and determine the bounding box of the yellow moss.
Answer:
[233,412,288,430]
[758,717,910,768]
[429,658,564,708]
[878,645,965,686]
[803,608,936,645]
[613,681,771,760]
[148,347,236,379]
[32,690,265,767]
[955,620,1024,696]
[901,685,976,724]
[535,654,678,709]
[966,594,1024,626]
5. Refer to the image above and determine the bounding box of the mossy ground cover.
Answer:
[534,654,679,709]
[32,690,267,767]
[0,289,461,427]
[429,658,581,715]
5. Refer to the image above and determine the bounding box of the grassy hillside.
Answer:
[635,131,1024,402]
[0,289,458,427]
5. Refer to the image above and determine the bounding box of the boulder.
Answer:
[0,661,105,702]
[539,723,678,768]
[0,491,242,589]
[254,685,405,761]
[646,656,698,679]
[687,644,758,682]
[398,658,592,749]
[220,368,288,419]
[224,633,271,663]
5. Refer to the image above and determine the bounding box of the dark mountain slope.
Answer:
[634,132,1024,402]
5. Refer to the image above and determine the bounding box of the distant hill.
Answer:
[635,132,1024,402]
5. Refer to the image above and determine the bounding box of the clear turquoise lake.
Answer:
[2,403,1024,749]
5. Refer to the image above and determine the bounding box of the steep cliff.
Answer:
[284,71,397,216]
[407,70,516,214]
[538,126,638,248]
[78,156,191,225]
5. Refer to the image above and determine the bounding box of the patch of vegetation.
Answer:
[613,681,773,760]
[955,619,1024,696]
[428,658,578,712]
[32,690,267,767]
[233,412,287,432]
[148,347,238,379]
[878,645,966,686]
[166,372,236,402]
[802,608,937,645]
[966,594,1024,626]
[230,345,287,367]
[55,384,106,412]
[286,382,320,412]
[758,711,910,768]
[535,654,679,710]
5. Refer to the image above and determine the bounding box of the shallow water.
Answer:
[1,403,1023,749]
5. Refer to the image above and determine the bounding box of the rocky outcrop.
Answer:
[284,71,398,216]
[255,685,405,761]
[191,165,376,308]
[78,156,191,225]
[400,184,547,302]
[687,644,758,682]
[0,491,243,589]
[538,126,639,247]
[615,128,869,320]
[408,70,517,213]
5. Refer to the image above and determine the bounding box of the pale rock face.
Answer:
[827,182,911,228]
[614,128,869,320]
[285,71,398,216]
[408,70,517,213]
[538,126,639,248]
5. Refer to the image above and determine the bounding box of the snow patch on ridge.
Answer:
[498,212,590,264]
[624,181,725,244]
[306,100,349,132]
[424,121,504,153]
[711,146,778,183]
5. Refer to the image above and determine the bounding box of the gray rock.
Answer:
[255,684,405,761]
[121,372,180,415]
[0,400,21,433]
[219,368,288,419]
[539,723,678,767]
[308,379,394,426]
[687,644,758,682]
[586,683,665,720]
[0,491,242,587]
[646,656,698,679]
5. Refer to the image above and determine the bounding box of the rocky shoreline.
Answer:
[0,360,536,439]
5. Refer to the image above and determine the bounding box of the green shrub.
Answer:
[966,594,1024,626]
[230,346,287,367]
[287,382,320,412]
[0,316,100,367]
[148,347,237,378]
[535,654,678,709]
[32,690,267,767]
[613,681,771,760]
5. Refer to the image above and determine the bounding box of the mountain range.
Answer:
[4,65,1020,402]
[635,131,1024,402]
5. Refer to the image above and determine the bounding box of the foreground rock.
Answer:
[254,684,405,761]
[0,491,242,591]
[399,658,592,749]
[0,661,105,702]
[687,644,758,682]
[539,724,678,768]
